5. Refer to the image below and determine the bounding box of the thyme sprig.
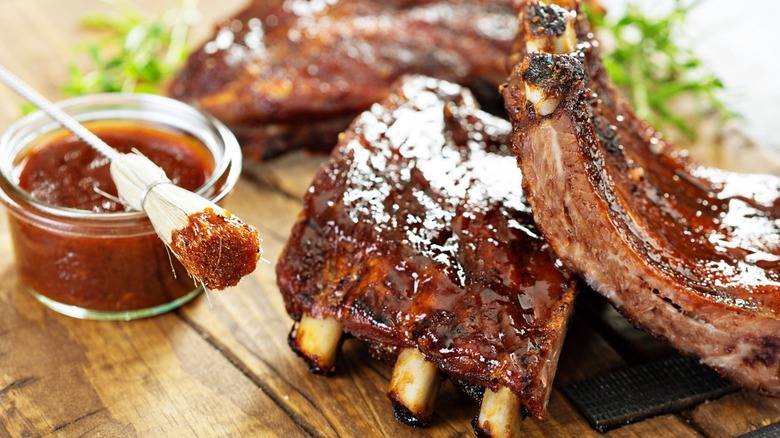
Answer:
[585,0,731,139]
[63,0,199,96]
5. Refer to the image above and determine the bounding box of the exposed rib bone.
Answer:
[387,348,442,427]
[289,315,343,375]
[524,83,561,116]
[521,2,579,116]
[473,387,521,438]
[521,52,585,116]
[524,2,577,55]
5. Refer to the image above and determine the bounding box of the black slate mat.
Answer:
[562,355,736,432]
[737,422,780,438]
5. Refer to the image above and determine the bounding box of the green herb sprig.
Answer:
[63,0,199,96]
[584,0,731,139]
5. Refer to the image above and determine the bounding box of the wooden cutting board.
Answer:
[0,1,778,436]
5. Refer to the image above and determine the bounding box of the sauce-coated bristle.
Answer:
[111,151,261,289]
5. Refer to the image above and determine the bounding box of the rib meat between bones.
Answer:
[169,0,515,161]
[504,0,780,394]
[275,75,578,426]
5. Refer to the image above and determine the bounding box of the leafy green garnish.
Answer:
[63,0,199,96]
[584,0,731,139]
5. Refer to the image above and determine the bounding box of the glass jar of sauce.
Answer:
[0,93,242,320]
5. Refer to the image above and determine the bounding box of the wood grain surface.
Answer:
[0,1,778,437]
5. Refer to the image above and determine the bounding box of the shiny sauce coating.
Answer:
[276,76,578,418]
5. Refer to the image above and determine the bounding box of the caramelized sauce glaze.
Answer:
[276,76,577,418]
[503,1,780,394]
[169,0,517,160]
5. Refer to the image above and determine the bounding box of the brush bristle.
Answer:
[109,151,260,289]
[168,207,261,290]
[110,152,170,212]
[144,183,227,244]
[109,151,228,243]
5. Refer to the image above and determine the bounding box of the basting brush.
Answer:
[0,63,261,290]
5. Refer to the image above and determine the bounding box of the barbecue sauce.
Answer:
[18,121,211,211]
[9,121,214,311]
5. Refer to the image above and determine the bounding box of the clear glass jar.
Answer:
[0,93,242,320]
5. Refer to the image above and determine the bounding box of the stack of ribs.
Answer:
[504,0,780,394]
[275,75,578,435]
[169,0,516,161]
[273,0,780,435]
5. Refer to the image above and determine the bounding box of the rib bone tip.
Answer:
[290,315,343,375]
[473,387,522,438]
[387,348,442,427]
[524,2,578,55]
[525,83,561,116]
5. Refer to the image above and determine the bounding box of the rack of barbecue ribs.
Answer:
[275,75,579,435]
[169,0,516,161]
[504,0,780,394]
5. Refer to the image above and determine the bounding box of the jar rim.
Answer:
[0,93,242,224]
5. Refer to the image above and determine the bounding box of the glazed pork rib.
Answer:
[504,0,780,394]
[276,76,578,433]
[169,0,515,161]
